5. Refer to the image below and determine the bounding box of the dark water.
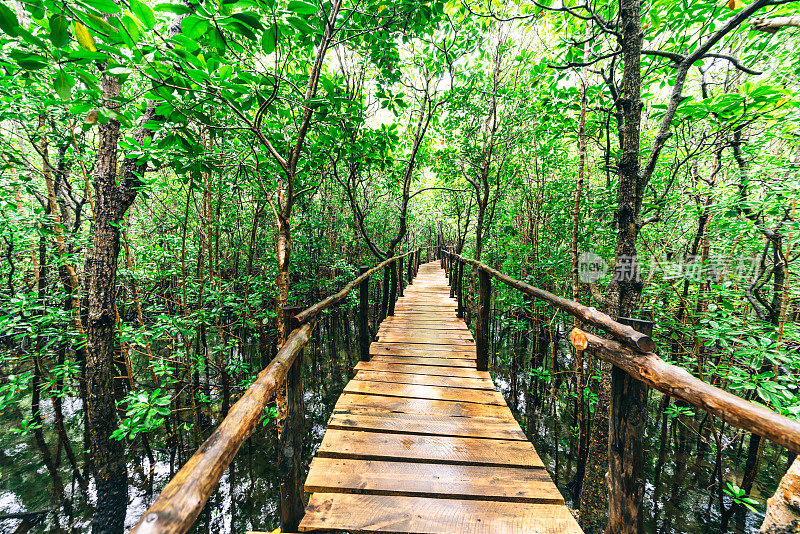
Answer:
[0,312,785,533]
[489,321,783,534]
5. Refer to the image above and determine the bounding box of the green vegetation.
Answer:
[0,0,799,531]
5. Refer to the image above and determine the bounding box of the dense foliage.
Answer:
[0,0,799,532]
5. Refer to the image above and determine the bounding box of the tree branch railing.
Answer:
[130,247,428,534]
[441,248,800,452]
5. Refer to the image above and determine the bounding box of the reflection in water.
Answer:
[0,311,785,533]
[0,312,353,533]
[490,319,782,534]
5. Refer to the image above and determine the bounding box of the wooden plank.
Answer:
[344,380,506,406]
[305,458,563,504]
[394,305,457,312]
[370,344,476,359]
[318,429,544,468]
[355,370,495,390]
[390,311,464,318]
[334,393,513,420]
[354,361,490,379]
[377,331,474,342]
[377,332,475,345]
[380,321,471,331]
[300,493,583,533]
[328,411,527,440]
[378,324,473,334]
[369,355,477,368]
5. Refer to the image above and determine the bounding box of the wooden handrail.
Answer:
[130,247,428,534]
[570,328,800,453]
[444,251,655,353]
[440,248,800,452]
[130,322,315,534]
[295,249,417,324]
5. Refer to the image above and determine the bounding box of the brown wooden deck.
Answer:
[298,262,583,533]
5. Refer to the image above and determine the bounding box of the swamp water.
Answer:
[0,312,787,533]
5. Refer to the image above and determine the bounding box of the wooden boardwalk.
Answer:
[298,263,582,533]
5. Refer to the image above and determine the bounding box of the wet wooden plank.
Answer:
[369,355,477,368]
[327,411,527,440]
[334,393,513,420]
[344,380,506,405]
[354,370,495,390]
[370,343,476,359]
[299,493,583,533]
[354,361,490,379]
[318,429,544,468]
[379,321,471,331]
[304,458,562,503]
[377,332,475,344]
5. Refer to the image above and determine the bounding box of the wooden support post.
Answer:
[476,268,491,372]
[398,256,404,297]
[607,317,652,534]
[456,258,464,319]
[407,253,413,285]
[449,253,456,299]
[380,266,389,322]
[446,249,451,280]
[388,262,398,316]
[358,266,369,362]
[416,248,421,274]
[279,305,305,532]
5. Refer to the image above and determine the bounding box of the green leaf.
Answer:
[230,12,262,30]
[181,15,209,38]
[287,15,314,35]
[261,24,277,54]
[80,0,122,14]
[155,3,193,15]
[53,70,74,99]
[0,2,20,37]
[49,13,70,47]
[186,67,208,83]
[11,51,48,70]
[130,0,156,29]
[121,14,141,42]
[287,0,318,15]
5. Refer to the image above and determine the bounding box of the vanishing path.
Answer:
[298,262,582,533]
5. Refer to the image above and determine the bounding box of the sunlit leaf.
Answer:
[74,21,98,52]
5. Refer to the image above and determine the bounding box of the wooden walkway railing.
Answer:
[298,263,582,533]
[130,247,430,534]
[441,247,800,533]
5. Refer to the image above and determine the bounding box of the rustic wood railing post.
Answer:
[476,267,491,372]
[398,256,404,297]
[407,252,413,285]
[388,261,398,316]
[416,248,421,273]
[358,266,370,362]
[456,258,464,319]
[380,265,389,322]
[607,317,652,534]
[279,305,304,532]
[449,252,456,299]
[374,266,382,328]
